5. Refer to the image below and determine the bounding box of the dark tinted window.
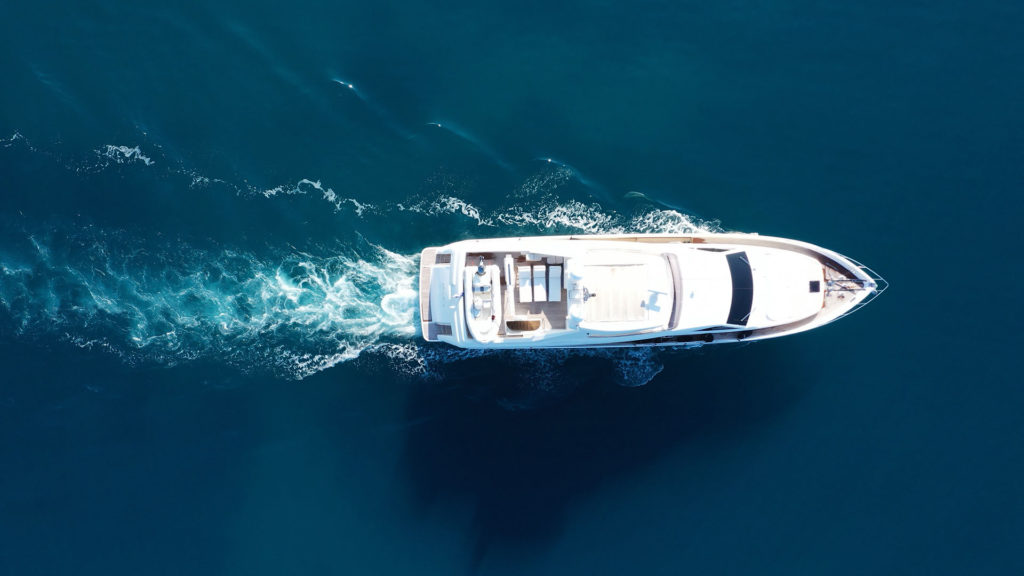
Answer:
[726,252,753,326]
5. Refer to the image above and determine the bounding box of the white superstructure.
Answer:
[419,233,885,349]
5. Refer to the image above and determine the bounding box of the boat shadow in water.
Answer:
[398,343,808,571]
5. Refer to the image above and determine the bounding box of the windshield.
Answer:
[726,252,753,326]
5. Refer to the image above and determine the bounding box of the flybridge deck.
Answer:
[419,234,886,349]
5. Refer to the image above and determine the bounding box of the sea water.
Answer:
[1,1,1022,574]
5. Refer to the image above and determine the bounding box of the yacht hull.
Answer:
[419,233,885,349]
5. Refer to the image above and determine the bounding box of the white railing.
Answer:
[844,256,889,311]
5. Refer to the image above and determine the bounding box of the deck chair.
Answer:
[532,265,547,302]
[548,265,562,302]
[518,266,533,303]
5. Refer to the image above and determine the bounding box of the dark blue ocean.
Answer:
[2,1,1022,574]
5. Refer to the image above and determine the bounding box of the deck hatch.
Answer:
[726,252,753,326]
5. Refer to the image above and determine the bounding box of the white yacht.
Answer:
[419,233,885,348]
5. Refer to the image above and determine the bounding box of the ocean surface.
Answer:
[1,1,1022,574]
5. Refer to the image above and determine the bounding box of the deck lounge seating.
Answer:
[548,265,562,302]
[532,265,547,302]
[518,266,533,303]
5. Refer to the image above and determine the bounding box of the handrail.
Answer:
[841,255,888,312]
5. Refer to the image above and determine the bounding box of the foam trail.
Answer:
[0,222,417,380]
[396,195,495,227]
[0,138,723,388]
[1,131,27,148]
[332,78,362,98]
[97,145,155,166]
[512,164,575,198]
[426,121,514,172]
[536,157,601,191]
[257,177,375,215]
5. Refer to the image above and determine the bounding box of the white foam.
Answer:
[346,198,372,217]
[494,199,619,233]
[0,224,419,380]
[256,178,376,214]
[611,348,665,387]
[2,131,24,148]
[397,195,495,226]
[630,209,720,234]
[388,165,720,236]
[514,165,574,197]
[181,168,228,190]
[365,342,429,375]
[535,157,601,190]
[97,145,154,166]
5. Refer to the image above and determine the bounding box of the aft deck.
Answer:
[466,252,568,334]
